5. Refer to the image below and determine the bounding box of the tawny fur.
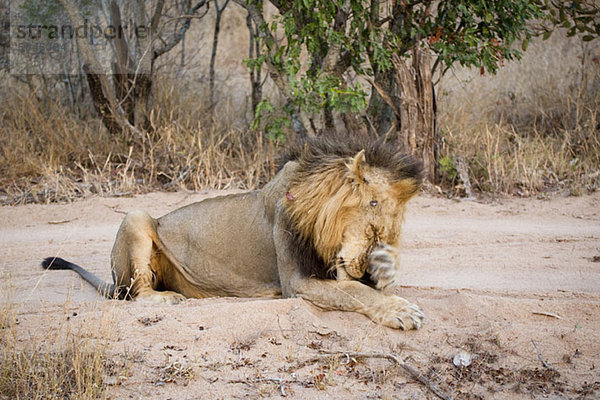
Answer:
[42,135,426,330]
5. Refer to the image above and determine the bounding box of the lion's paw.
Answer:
[371,295,424,330]
[368,244,399,290]
[136,290,186,305]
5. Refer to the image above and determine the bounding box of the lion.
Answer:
[42,136,425,330]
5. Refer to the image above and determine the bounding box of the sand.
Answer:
[1,191,599,399]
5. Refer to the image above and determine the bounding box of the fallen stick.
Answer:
[229,377,288,396]
[532,311,562,319]
[316,350,453,400]
[531,340,552,369]
[48,218,78,224]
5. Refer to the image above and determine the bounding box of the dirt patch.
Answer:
[1,191,599,399]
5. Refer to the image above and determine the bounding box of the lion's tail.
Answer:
[41,257,120,299]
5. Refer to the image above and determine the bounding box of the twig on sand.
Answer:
[532,311,562,319]
[104,204,127,214]
[48,218,78,224]
[531,340,552,369]
[229,377,288,396]
[315,350,453,400]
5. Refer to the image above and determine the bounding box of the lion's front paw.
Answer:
[368,244,399,290]
[136,290,186,305]
[370,295,424,330]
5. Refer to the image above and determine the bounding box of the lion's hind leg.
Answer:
[111,210,186,305]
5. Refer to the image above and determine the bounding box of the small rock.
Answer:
[453,351,473,367]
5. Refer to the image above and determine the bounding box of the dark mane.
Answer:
[278,134,424,183]
[282,213,336,280]
[281,216,378,284]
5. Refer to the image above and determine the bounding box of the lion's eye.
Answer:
[370,200,378,207]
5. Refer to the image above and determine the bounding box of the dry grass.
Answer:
[438,33,600,197]
[0,77,275,205]
[0,293,127,400]
[0,27,598,202]
[1,341,110,399]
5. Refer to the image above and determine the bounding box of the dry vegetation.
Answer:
[0,22,598,204]
[438,34,600,197]
[0,78,275,205]
[0,293,129,400]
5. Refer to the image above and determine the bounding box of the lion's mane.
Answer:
[279,136,423,279]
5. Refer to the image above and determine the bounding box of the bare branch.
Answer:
[59,0,130,134]
[210,0,232,108]
[150,0,165,33]
[314,351,453,400]
[153,0,209,60]
[233,0,315,137]
[532,340,553,370]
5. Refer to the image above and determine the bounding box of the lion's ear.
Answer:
[347,149,367,182]
[393,178,421,202]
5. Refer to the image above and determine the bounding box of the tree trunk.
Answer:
[366,68,398,137]
[82,64,120,135]
[110,0,152,130]
[246,11,262,117]
[60,0,125,135]
[0,0,8,72]
[392,50,438,183]
[234,0,315,137]
[60,0,152,136]
[210,0,230,111]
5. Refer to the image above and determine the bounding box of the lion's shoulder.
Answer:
[260,161,300,223]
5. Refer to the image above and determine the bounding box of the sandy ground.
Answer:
[1,191,599,399]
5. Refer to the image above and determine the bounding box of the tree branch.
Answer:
[233,0,314,137]
[59,0,144,136]
[150,0,165,34]
[153,0,208,60]
[314,351,453,400]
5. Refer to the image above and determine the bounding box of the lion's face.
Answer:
[335,150,418,278]
[284,145,421,280]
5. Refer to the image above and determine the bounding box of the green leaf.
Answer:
[559,7,567,23]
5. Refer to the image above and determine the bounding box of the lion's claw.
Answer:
[396,318,405,330]
[403,303,425,330]
[394,301,424,330]
[368,243,400,289]
[370,295,424,330]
